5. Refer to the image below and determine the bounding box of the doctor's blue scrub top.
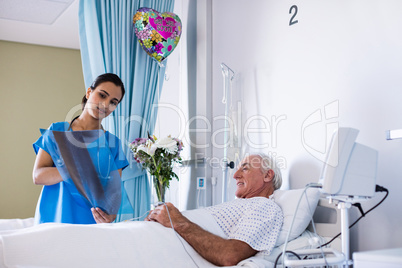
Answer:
[33,122,129,224]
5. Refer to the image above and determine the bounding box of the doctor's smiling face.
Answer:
[85,81,123,120]
[80,73,126,122]
[233,155,275,199]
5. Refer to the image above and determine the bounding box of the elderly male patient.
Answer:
[146,153,284,266]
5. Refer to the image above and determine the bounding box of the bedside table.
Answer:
[353,248,402,268]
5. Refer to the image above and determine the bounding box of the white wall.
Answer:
[207,0,402,254]
[156,0,402,253]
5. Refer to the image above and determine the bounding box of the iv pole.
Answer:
[220,63,235,203]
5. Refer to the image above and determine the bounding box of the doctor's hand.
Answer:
[145,202,189,229]
[91,207,116,223]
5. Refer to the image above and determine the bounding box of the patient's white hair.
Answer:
[254,153,282,190]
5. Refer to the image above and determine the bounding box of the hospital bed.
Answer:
[0,187,343,268]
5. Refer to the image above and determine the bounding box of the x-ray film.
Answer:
[41,129,122,215]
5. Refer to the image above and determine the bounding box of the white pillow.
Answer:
[273,188,320,246]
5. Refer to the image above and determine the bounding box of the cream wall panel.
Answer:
[0,41,84,218]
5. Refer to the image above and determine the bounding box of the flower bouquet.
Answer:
[129,134,183,202]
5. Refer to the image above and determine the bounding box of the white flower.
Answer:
[155,137,178,154]
[137,142,157,156]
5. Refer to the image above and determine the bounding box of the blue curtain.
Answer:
[78,0,175,221]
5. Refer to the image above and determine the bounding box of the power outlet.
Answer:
[197,177,206,189]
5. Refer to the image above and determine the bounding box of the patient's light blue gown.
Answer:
[33,122,129,224]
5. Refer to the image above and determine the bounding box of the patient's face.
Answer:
[233,155,267,198]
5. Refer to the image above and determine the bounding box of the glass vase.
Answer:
[153,174,167,203]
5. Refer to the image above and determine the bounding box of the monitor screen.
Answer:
[319,127,378,199]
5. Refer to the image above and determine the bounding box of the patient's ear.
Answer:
[264,169,274,182]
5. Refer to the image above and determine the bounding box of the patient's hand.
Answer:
[91,207,116,223]
[146,202,188,229]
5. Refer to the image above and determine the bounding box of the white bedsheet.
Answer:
[0,211,323,268]
[0,210,275,268]
[0,210,214,268]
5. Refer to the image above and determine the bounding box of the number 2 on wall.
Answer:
[289,5,298,26]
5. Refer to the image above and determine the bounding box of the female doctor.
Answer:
[32,73,129,224]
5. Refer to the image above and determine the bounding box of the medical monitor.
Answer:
[319,127,378,199]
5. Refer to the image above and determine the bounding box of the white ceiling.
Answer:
[0,0,80,49]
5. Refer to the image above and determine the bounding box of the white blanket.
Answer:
[0,218,34,232]
[0,210,275,268]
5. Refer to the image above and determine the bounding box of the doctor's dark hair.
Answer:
[256,153,283,190]
[81,73,126,110]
